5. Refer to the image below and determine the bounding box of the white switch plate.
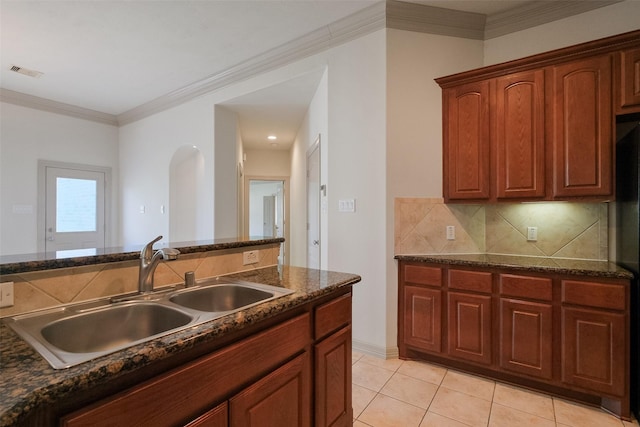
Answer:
[446,225,455,240]
[0,282,14,308]
[243,250,259,265]
[527,226,538,241]
[338,199,356,213]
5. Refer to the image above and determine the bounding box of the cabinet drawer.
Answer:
[404,265,442,287]
[315,293,351,340]
[499,274,552,301]
[61,314,311,427]
[561,280,626,310]
[448,269,492,293]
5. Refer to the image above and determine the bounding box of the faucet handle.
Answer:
[141,235,163,260]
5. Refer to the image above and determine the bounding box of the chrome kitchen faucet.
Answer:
[138,235,180,294]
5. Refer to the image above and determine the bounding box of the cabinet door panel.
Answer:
[619,47,640,110]
[444,81,491,200]
[403,286,442,353]
[495,70,545,199]
[448,292,492,365]
[500,299,552,379]
[230,353,311,427]
[549,55,613,198]
[562,307,625,396]
[315,326,352,427]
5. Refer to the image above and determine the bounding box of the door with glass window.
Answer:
[44,166,106,253]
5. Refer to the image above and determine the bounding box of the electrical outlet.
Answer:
[243,250,259,265]
[0,282,14,308]
[446,225,455,240]
[527,226,538,241]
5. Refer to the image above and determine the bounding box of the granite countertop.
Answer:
[395,253,634,279]
[0,237,284,274]
[0,265,361,427]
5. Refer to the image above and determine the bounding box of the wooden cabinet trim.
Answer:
[448,269,492,293]
[436,29,640,88]
[561,279,626,310]
[499,274,553,301]
[315,325,353,427]
[548,54,613,198]
[315,293,352,340]
[403,285,442,353]
[561,307,626,396]
[447,292,492,365]
[494,69,546,199]
[499,298,553,379]
[617,47,640,111]
[403,264,442,287]
[444,81,491,201]
[229,352,311,427]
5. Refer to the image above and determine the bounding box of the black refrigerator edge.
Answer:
[616,116,640,417]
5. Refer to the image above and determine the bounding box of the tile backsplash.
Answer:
[395,198,607,260]
[0,244,280,317]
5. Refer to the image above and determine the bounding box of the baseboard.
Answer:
[352,339,399,360]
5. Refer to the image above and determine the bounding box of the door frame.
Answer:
[37,160,112,253]
[306,136,321,269]
[243,175,289,264]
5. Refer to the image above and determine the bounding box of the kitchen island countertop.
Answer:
[0,265,361,426]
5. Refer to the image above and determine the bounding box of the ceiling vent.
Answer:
[9,65,43,78]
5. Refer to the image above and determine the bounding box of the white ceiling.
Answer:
[0,1,576,150]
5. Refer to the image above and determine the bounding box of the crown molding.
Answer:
[4,1,627,126]
[485,0,624,39]
[0,88,118,126]
[117,1,387,126]
[386,0,485,40]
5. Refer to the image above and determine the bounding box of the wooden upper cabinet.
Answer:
[494,70,546,199]
[443,81,491,201]
[548,54,613,199]
[617,47,640,113]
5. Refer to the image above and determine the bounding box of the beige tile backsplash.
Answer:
[395,198,607,260]
[0,244,280,317]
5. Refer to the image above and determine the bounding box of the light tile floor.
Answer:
[352,351,640,427]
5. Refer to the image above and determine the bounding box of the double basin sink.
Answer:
[5,278,294,369]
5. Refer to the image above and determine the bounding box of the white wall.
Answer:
[0,102,119,255]
[385,29,484,353]
[119,96,215,247]
[244,149,291,176]
[213,106,240,239]
[484,0,640,65]
[324,30,389,355]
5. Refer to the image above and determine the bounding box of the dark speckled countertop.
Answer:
[0,265,361,427]
[0,237,284,274]
[395,253,633,279]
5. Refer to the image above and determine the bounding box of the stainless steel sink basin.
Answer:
[40,303,192,353]
[4,277,294,369]
[169,284,274,312]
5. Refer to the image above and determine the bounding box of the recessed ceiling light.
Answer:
[267,135,277,140]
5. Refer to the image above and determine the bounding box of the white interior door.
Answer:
[263,195,276,237]
[307,141,320,269]
[44,166,106,253]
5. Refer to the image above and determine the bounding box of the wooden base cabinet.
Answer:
[397,260,631,419]
[61,291,354,427]
[499,298,553,380]
[447,292,491,365]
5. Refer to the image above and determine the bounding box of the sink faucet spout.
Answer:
[138,235,180,294]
